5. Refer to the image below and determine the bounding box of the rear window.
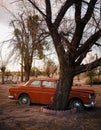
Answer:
[42,81,57,88]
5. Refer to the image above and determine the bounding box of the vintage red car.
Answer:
[8,77,96,109]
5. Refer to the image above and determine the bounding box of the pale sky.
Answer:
[0,0,12,42]
[0,0,20,71]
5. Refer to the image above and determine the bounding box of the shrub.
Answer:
[86,77,101,85]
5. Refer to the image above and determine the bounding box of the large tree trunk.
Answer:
[49,27,75,110]
[52,76,74,110]
[52,60,74,110]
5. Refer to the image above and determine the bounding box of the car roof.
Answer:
[29,77,58,82]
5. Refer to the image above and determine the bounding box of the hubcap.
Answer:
[74,102,81,108]
[22,98,28,104]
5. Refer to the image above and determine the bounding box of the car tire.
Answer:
[18,94,30,105]
[69,99,84,111]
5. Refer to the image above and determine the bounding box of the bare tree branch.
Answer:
[27,0,46,17]
[71,0,98,49]
[45,0,52,22]
[75,0,82,24]
[82,0,97,25]
[75,57,101,75]
[76,29,101,58]
[54,0,74,29]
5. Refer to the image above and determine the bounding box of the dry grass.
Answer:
[0,84,101,130]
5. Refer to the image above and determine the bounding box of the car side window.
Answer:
[42,81,57,88]
[29,80,40,87]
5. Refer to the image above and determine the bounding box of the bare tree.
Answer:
[44,59,57,77]
[0,51,12,84]
[10,11,47,81]
[21,0,101,110]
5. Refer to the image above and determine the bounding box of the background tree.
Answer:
[86,69,96,86]
[23,0,101,110]
[44,58,57,77]
[10,12,47,81]
[97,66,101,79]
[5,70,12,81]
[0,51,12,84]
[30,66,41,77]
[84,52,98,85]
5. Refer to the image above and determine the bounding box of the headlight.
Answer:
[89,93,95,100]
[89,94,92,99]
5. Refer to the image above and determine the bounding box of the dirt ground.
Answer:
[0,84,101,130]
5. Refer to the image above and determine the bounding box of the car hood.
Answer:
[9,86,25,91]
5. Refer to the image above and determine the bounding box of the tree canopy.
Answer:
[10,10,50,81]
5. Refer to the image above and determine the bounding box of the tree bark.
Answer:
[51,48,74,110]
[52,61,74,110]
[24,64,31,81]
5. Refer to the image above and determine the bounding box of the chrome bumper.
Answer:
[8,96,14,99]
[84,101,96,107]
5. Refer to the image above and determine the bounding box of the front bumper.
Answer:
[8,96,14,99]
[84,101,96,108]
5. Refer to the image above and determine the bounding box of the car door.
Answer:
[40,80,56,105]
[27,80,43,103]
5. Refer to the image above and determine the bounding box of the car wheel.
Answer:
[18,94,30,105]
[69,99,84,111]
